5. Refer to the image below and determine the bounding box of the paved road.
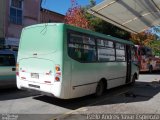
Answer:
[0,71,160,120]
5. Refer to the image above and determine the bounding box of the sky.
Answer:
[41,0,103,15]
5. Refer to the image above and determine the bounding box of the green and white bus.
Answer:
[16,23,139,99]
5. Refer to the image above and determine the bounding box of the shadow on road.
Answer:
[33,85,133,110]
[1,80,159,110]
[34,80,160,110]
[0,88,40,101]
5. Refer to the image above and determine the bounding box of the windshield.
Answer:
[140,47,152,56]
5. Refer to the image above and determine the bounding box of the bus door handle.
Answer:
[12,68,16,71]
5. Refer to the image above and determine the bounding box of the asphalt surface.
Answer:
[0,71,160,120]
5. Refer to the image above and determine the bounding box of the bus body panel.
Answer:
[17,23,139,99]
[71,61,127,88]
[0,50,17,88]
[64,24,138,99]
[18,58,55,93]
[69,61,127,98]
[131,62,139,79]
[17,24,67,98]
[0,66,16,88]
[63,25,130,99]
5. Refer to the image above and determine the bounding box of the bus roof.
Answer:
[23,23,134,45]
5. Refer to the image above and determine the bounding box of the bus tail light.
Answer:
[55,65,60,72]
[16,63,19,76]
[55,65,61,82]
[55,76,60,81]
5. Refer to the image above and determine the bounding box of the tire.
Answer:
[95,80,105,97]
[149,65,153,73]
[131,75,136,86]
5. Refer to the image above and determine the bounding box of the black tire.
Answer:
[131,75,136,86]
[149,65,153,73]
[95,80,105,97]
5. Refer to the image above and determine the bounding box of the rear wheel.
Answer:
[130,74,136,86]
[95,80,105,97]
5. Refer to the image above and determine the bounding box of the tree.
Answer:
[65,0,130,39]
[81,0,100,30]
[130,32,156,46]
[64,0,90,29]
[92,20,130,39]
[149,40,160,56]
[130,32,160,56]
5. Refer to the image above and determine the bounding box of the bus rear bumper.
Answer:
[16,78,67,99]
[21,87,54,97]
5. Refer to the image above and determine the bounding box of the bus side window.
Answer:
[115,43,125,62]
[68,47,82,61]
[68,33,97,63]
[75,48,82,60]
[0,57,4,66]
[83,47,96,62]
[97,39,115,62]
[8,55,16,66]
[0,54,15,66]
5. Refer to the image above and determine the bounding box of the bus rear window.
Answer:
[0,54,15,66]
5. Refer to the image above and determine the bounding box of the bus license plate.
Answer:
[31,73,39,79]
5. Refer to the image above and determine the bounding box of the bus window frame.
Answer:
[96,38,116,62]
[67,30,97,63]
[0,54,16,66]
[67,30,128,63]
[115,43,126,62]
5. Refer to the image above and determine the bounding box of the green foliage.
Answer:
[149,40,160,56]
[66,0,130,39]
[130,31,160,56]
[130,32,156,46]
[92,20,130,39]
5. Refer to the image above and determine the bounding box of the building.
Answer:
[4,0,41,50]
[0,0,6,47]
[41,8,64,23]
[0,0,65,51]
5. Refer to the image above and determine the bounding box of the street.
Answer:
[0,71,160,120]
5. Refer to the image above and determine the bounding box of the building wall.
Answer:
[0,0,6,45]
[5,0,41,49]
[2,0,64,50]
[40,9,64,23]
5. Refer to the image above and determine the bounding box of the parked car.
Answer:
[0,49,17,89]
